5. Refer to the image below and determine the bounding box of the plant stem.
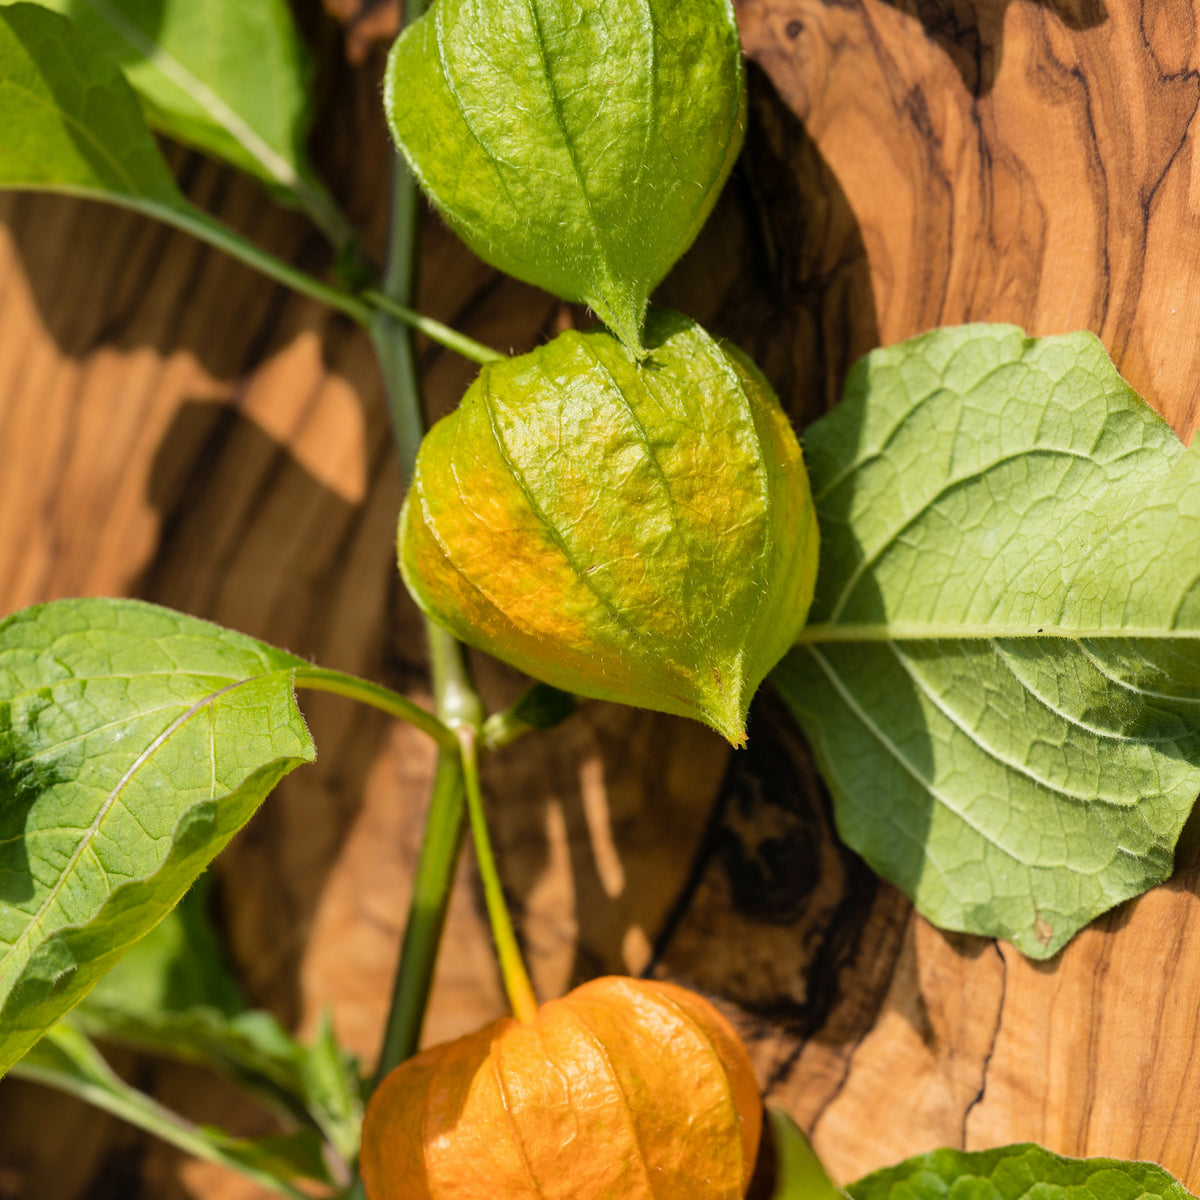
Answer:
[138,197,374,324]
[363,131,486,1074]
[457,727,538,1024]
[78,192,503,365]
[365,289,504,366]
[292,665,457,753]
[370,750,466,1086]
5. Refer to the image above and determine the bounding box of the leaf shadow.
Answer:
[875,0,1109,97]
[659,59,880,428]
[0,716,68,908]
[0,157,347,386]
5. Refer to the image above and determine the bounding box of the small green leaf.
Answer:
[15,1024,329,1195]
[384,0,746,354]
[73,891,311,1111]
[198,1127,334,1186]
[1,0,344,234]
[482,683,578,750]
[400,308,819,745]
[767,1108,842,1200]
[850,1145,1193,1200]
[301,1009,363,1165]
[774,324,1200,957]
[72,883,363,1163]
[0,597,315,1076]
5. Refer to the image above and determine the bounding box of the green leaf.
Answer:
[300,1009,363,1165]
[767,1108,842,1200]
[849,1145,1193,1200]
[0,4,367,319]
[0,597,315,1077]
[14,1024,321,1197]
[774,324,1200,957]
[0,0,345,235]
[384,0,746,355]
[482,683,578,751]
[72,883,363,1164]
[73,889,310,1107]
[0,2,187,209]
[400,309,818,745]
[198,1127,334,1186]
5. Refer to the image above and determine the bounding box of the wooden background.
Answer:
[3,0,1200,1195]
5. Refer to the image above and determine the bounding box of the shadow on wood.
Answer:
[130,399,412,1026]
[875,0,1108,95]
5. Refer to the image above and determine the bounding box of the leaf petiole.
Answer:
[365,290,505,366]
[71,198,504,365]
[134,197,374,324]
[292,664,457,752]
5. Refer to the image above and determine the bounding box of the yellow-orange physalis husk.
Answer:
[360,975,762,1200]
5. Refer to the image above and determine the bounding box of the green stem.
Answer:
[370,751,466,1085]
[457,727,538,1024]
[294,177,358,254]
[428,624,484,731]
[292,665,456,753]
[362,136,486,1075]
[365,290,504,367]
[13,1037,309,1200]
[54,190,501,364]
[138,197,374,325]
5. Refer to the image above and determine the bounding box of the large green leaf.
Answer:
[0,598,315,1076]
[774,324,1200,957]
[850,1145,1193,1200]
[384,0,746,355]
[1,0,343,232]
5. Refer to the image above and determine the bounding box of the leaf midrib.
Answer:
[0,672,275,978]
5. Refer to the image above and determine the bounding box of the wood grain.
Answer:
[4,0,1200,1196]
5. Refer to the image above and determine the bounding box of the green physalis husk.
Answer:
[384,0,746,357]
[399,309,818,744]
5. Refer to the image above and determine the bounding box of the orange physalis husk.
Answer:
[360,975,763,1200]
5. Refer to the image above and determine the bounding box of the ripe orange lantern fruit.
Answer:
[360,975,762,1200]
